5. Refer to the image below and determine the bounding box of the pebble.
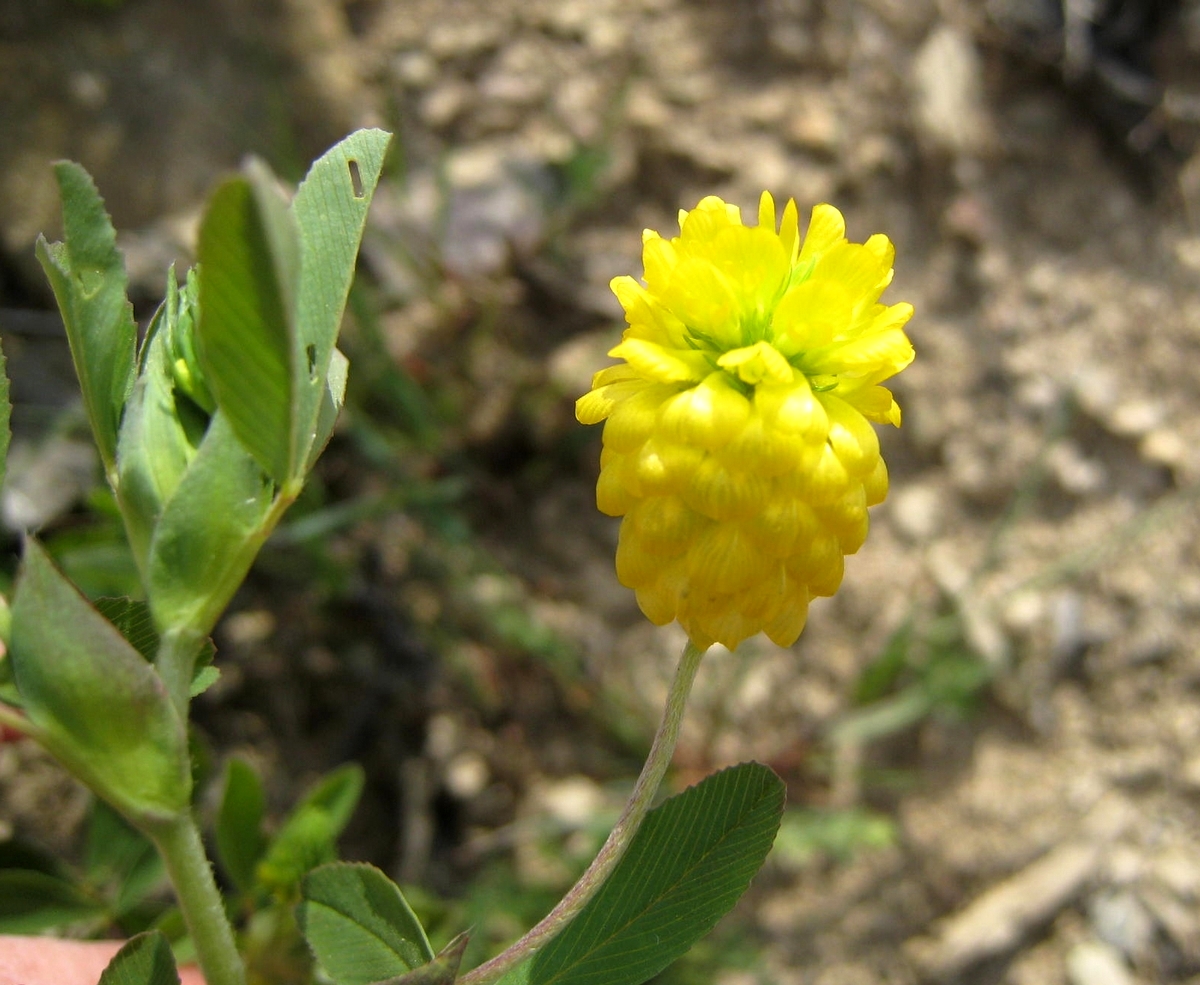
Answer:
[911,24,992,154]
[890,483,944,542]
[1088,890,1156,963]
[1065,940,1134,985]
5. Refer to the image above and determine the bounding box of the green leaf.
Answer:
[9,540,191,823]
[294,762,365,836]
[146,411,273,636]
[215,756,268,893]
[34,161,136,474]
[93,597,161,661]
[0,335,10,493]
[256,804,337,893]
[116,279,200,571]
[305,346,349,472]
[290,129,390,472]
[383,933,469,985]
[0,869,105,933]
[99,930,181,985]
[297,863,435,985]
[91,597,218,699]
[85,798,166,915]
[526,763,784,985]
[256,764,365,893]
[197,164,299,484]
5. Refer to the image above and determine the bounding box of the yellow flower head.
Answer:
[577,193,914,650]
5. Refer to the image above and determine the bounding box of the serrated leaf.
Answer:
[0,870,106,933]
[197,166,299,484]
[34,161,136,474]
[99,930,181,985]
[9,540,191,823]
[298,863,435,985]
[526,762,784,985]
[382,933,469,985]
[146,411,273,636]
[290,129,390,470]
[215,756,268,893]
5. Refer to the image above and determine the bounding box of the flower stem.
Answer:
[147,812,247,985]
[458,640,707,985]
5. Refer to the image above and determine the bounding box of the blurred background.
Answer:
[2,0,1200,982]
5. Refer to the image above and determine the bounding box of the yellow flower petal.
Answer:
[578,191,913,648]
[717,341,793,386]
[658,372,752,450]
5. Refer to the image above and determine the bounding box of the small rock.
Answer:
[911,24,993,155]
[890,483,945,542]
[1065,940,1134,985]
[1089,890,1156,963]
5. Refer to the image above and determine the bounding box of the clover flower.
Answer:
[576,193,914,650]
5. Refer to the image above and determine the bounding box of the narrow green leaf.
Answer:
[527,763,784,985]
[290,129,391,470]
[0,335,10,493]
[197,168,298,484]
[34,161,136,473]
[256,764,365,892]
[98,930,181,985]
[382,933,469,985]
[295,762,365,836]
[146,411,273,636]
[256,804,337,893]
[215,757,268,893]
[0,870,105,933]
[298,862,435,985]
[9,540,191,822]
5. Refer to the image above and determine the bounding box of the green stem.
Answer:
[155,625,205,721]
[458,640,707,985]
[148,812,246,985]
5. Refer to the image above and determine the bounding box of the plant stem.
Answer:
[155,625,205,720]
[148,812,247,985]
[458,640,707,985]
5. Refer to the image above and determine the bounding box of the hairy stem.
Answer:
[148,812,246,985]
[458,640,707,985]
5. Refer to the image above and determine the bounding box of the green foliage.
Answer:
[772,808,896,868]
[0,868,106,934]
[34,162,136,476]
[197,164,299,485]
[256,764,365,895]
[8,540,191,823]
[85,799,168,923]
[833,614,994,748]
[216,757,269,894]
[298,863,435,984]
[98,931,182,985]
[503,763,785,985]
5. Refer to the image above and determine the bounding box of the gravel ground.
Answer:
[4,1,1200,983]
